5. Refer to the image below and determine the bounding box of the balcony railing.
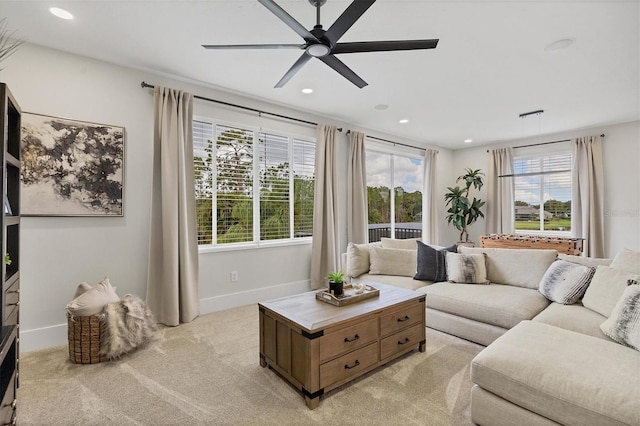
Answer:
[368,223,422,242]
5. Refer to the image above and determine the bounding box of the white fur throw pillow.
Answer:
[66,277,120,316]
[600,284,640,351]
[446,253,489,284]
[538,259,595,304]
[369,246,416,277]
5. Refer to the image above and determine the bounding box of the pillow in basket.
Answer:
[66,277,120,316]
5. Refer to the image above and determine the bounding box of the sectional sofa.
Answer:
[343,240,640,425]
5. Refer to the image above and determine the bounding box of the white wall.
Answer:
[2,43,448,351]
[449,120,640,256]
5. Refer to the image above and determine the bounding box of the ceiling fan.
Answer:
[202,0,439,88]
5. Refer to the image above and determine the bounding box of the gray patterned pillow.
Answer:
[446,252,488,284]
[600,283,640,351]
[538,259,596,304]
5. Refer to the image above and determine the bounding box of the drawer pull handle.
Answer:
[397,315,410,322]
[344,360,360,370]
[344,334,360,343]
[397,337,410,345]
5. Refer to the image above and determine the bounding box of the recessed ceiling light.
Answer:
[464,139,473,143]
[301,88,313,94]
[49,7,74,20]
[399,119,409,124]
[544,38,575,52]
[374,104,389,110]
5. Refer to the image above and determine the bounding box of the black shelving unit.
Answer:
[0,83,20,425]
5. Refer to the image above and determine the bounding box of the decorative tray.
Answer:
[315,283,379,307]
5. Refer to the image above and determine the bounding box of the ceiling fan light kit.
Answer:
[203,0,439,88]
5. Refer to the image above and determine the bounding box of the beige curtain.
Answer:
[348,131,368,244]
[486,148,515,234]
[310,124,339,289]
[147,86,200,326]
[572,135,605,257]
[422,149,439,244]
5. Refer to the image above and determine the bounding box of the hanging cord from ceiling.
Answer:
[140,81,342,131]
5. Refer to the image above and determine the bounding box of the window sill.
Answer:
[198,237,312,254]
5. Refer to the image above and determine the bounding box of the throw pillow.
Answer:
[558,253,612,268]
[610,248,640,274]
[414,241,457,282]
[538,259,595,304]
[600,283,640,351]
[73,282,93,299]
[66,277,120,317]
[369,246,416,277]
[346,242,371,278]
[582,266,640,317]
[380,237,420,250]
[446,252,489,284]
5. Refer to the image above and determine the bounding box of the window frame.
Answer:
[365,141,425,240]
[512,150,573,237]
[194,116,315,253]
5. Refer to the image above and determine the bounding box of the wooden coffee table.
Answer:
[259,282,426,409]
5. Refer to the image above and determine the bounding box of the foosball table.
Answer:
[480,234,584,256]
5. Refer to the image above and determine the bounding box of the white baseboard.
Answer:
[199,280,311,314]
[20,280,311,354]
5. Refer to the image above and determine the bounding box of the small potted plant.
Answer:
[326,270,345,297]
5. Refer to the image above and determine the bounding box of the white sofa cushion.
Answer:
[471,321,640,426]
[532,302,612,341]
[459,247,557,289]
[368,246,416,277]
[582,265,640,317]
[537,259,595,304]
[610,248,640,274]
[600,284,640,351]
[558,253,612,268]
[422,282,549,329]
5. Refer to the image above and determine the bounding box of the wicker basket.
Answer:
[67,314,108,364]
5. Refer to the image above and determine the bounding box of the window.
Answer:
[513,152,572,234]
[366,148,423,242]
[193,119,315,247]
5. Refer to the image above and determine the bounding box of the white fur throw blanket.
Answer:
[100,294,161,359]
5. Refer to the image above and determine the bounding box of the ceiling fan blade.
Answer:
[319,55,367,88]
[332,39,439,54]
[257,0,319,42]
[274,53,312,88]
[202,44,304,50]
[325,0,376,44]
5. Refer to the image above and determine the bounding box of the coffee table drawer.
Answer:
[320,342,378,388]
[380,323,424,361]
[319,318,378,362]
[380,303,423,336]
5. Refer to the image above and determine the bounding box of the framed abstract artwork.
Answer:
[20,113,125,216]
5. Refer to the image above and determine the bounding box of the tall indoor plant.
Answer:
[444,168,485,243]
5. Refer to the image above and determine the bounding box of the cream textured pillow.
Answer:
[380,238,420,250]
[610,249,640,274]
[73,282,93,299]
[66,277,120,316]
[446,252,489,284]
[600,284,640,351]
[538,260,595,304]
[369,246,416,277]
[582,266,640,317]
[347,242,371,278]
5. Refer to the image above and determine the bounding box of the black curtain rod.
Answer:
[348,130,435,153]
[487,134,605,153]
[141,81,342,132]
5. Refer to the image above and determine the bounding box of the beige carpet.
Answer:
[19,304,483,425]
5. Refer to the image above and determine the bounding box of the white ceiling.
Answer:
[1,0,638,149]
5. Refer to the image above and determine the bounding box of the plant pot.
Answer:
[328,280,344,296]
